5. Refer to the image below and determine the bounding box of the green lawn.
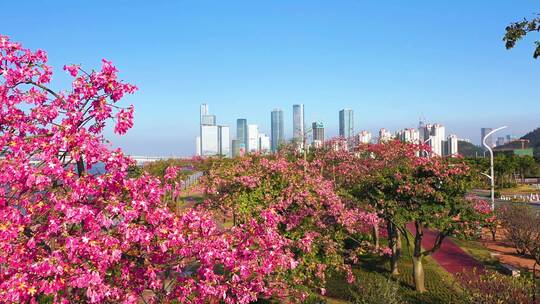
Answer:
[450,237,501,272]
[325,235,465,304]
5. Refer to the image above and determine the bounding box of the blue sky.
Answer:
[2,0,539,156]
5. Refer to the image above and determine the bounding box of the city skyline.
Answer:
[4,1,538,156]
[196,102,508,157]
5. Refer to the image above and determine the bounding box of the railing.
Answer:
[182,171,203,191]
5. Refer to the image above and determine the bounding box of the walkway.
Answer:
[406,223,484,274]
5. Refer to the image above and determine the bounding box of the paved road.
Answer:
[470,189,540,210]
[406,223,484,274]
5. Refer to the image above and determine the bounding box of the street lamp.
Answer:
[421,137,432,157]
[482,126,508,210]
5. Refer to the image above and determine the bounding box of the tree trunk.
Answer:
[413,222,427,293]
[76,157,85,177]
[397,228,402,252]
[393,228,402,275]
[373,224,380,251]
[387,220,401,275]
[412,256,426,293]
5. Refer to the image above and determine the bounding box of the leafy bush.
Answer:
[349,276,404,304]
[498,203,540,256]
[460,270,538,304]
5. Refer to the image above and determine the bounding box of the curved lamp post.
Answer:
[421,137,432,157]
[482,126,508,210]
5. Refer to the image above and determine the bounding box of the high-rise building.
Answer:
[271,109,284,152]
[312,122,325,148]
[201,115,216,126]
[397,128,420,144]
[258,133,271,153]
[247,124,259,153]
[237,119,248,152]
[419,123,432,144]
[447,134,459,157]
[218,126,230,157]
[506,134,517,143]
[232,140,240,157]
[356,130,372,144]
[339,109,354,139]
[200,103,209,120]
[418,118,426,142]
[379,128,393,142]
[293,104,305,147]
[481,128,493,148]
[201,125,219,156]
[496,136,506,147]
[195,136,201,156]
[430,123,445,156]
[197,103,230,157]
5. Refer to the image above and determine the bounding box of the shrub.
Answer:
[350,276,404,304]
[460,270,538,304]
[498,204,540,255]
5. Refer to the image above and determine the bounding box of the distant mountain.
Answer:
[458,141,484,158]
[522,128,540,146]
[521,128,540,156]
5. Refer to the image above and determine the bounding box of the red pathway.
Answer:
[406,223,484,274]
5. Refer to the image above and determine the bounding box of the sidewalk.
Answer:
[406,223,484,274]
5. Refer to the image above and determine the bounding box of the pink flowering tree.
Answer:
[374,146,478,293]
[0,35,297,303]
[316,140,484,293]
[198,154,379,295]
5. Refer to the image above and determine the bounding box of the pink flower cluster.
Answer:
[0,35,296,303]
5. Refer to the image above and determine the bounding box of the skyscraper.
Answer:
[396,128,420,144]
[201,125,219,156]
[197,103,230,157]
[293,104,305,147]
[195,136,201,156]
[356,130,372,144]
[247,124,259,153]
[258,133,271,153]
[271,109,284,152]
[312,122,324,148]
[339,109,354,139]
[237,119,248,153]
[447,134,459,157]
[430,123,445,156]
[481,128,493,148]
[231,140,240,157]
[218,125,230,157]
[379,128,393,142]
[200,103,208,120]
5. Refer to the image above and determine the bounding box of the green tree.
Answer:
[504,14,540,58]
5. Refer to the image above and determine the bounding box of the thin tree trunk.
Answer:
[373,224,380,251]
[397,228,402,253]
[77,157,85,177]
[412,256,426,293]
[393,228,402,275]
[412,222,427,293]
[387,221,400,275]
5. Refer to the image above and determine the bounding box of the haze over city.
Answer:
[2,0,539,156]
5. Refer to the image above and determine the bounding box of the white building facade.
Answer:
[356,130,372,144]
[258,133,271,153]
[201,125,219,156]
[397,128,420,144]
[247,124,259,153]
[379,128,393,142]
[218,126,230,157]
[447,134,459,157]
